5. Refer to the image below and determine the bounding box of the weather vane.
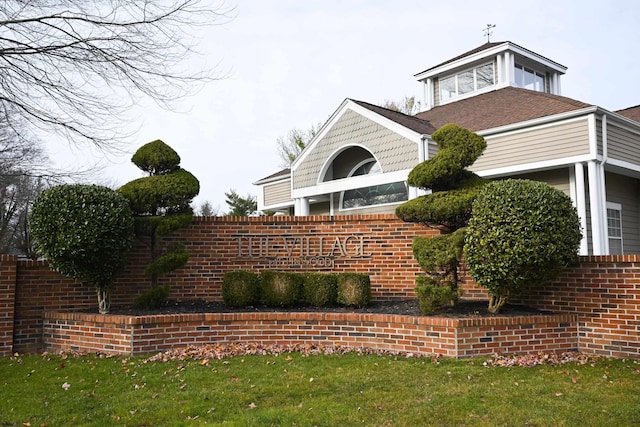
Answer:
[483,24,496,42]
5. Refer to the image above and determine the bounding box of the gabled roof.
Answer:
[615,105,640,123]
[350,99,436,134]
[415,87,593,132]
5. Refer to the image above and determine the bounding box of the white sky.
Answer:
[48,0,640,213]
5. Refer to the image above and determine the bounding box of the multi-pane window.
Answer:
[341,159,408,210]
[439,62,495,101]
[514,64,546,92]
[607,202,623,255]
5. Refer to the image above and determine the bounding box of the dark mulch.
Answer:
[107,299,551,318]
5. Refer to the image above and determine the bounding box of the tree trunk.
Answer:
[488,294,508,314]
[97,287,111,314]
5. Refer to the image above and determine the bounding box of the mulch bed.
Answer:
[108,299,551,318]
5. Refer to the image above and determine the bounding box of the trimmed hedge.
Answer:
[303,273,338,307]
[337,273,371,308]
[259,271,303,307]
[222,271,260,307]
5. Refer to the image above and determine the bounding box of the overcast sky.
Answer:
[48,0,640,213]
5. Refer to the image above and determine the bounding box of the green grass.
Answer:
[1,351,639,426]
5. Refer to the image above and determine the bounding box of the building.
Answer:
[254,41,640,256]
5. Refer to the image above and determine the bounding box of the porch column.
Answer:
[587,160,607,255]
[294,198,309,216]
[572,163,589,255]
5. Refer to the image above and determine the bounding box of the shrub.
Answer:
[260,271,303,307]
[415,276,459,315]
[464,179,582,313]
[303,273,338,307]
[133,284,171,310]
[222,271,260,307]
[29,184,134,314]
[118,140,199,290]
[337,273,371,307]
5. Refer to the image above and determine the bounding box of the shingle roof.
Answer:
[254,168,290,184]
[415,87,593,132]
[615,105,640,123]
[350,99,436,134]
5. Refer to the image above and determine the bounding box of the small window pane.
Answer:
[607,208,622,237]
[514,65,524,87]
[458,70,474,94]
[440,76,456,101]
[534,73,545,92]
[524,68,535,90]
[476,64,494,89]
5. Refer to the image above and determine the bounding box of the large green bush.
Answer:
[464,179,582,313]
[29,184,134,314]
[118,140,199,292]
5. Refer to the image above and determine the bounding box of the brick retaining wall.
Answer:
[1,215,639,359]
[42,310,578,358]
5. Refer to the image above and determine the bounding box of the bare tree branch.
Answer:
[0,0,233,148]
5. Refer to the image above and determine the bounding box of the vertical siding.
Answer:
[472,119,590,171]
[605,173,640,253]
[293,109,417,189]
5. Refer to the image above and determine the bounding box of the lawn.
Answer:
[1,347,639,426]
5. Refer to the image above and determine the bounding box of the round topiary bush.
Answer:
[464,179,582,313]
[303,273,338,307]
[29,184,134,314]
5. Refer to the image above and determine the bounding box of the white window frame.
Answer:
[514,63,546,92]
[606,201,623,255]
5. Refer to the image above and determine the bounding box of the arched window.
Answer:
[341,159,408,210]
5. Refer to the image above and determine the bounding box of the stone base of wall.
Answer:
[42,310,578,359]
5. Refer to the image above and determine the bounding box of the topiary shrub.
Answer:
[396,123,487,314]
[336,273,371,308]
[133,284,171,310]
[29,184,134,314]
[118,140,199,297]
[464,179,582,313]
[260,271,303,307]
[303,273,338,307]
[222,270,260,307]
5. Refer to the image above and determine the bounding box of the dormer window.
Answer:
[440,62,495,102]
[514,64,546,92]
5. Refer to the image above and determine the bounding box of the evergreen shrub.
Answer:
[464,179,582,313]
[222,270,260,307]
[133,284,171,309]
[337,273,371,307]
[415,277,458,315]
[260,271,303,307]
[303,273,338,307]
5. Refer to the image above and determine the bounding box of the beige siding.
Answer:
[607,123,640,164]
[263,180,291,206]
[293,109,417,189]
[605,173,640,253]
[508,168,571,196]
[472,119,590,171]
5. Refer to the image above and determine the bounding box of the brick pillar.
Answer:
[0,255,17,356]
